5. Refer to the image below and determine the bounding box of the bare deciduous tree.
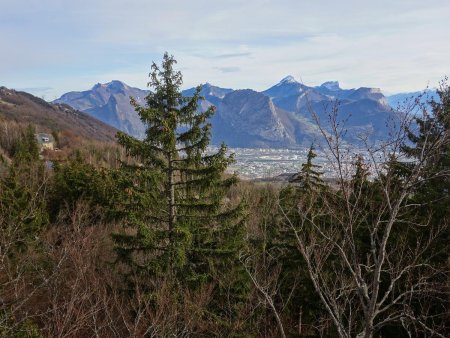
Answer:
[280,91,449,337]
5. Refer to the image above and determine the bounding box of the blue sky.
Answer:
[1,0,449,100]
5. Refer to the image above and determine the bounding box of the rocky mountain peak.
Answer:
[279,75,298,85]
[91,80,128,93]
[348,87,388,105]
[320,81,340,91]
[203,83,233,99]
[106,80,128,93]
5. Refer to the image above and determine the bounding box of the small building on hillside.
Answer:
[35,133,54,151]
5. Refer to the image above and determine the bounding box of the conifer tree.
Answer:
[352,155,369,184]
[400,81,449,259]
[49,154,120,222]
[389,80,449,234]
[290,144,324,191]
[273,144,328,333]
[13,125,40,163]
[0,125,47,255]
[350,154,371,196]
[113,53,246,287]
[402,81,449,203]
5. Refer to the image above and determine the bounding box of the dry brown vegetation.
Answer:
[0,86,117,143]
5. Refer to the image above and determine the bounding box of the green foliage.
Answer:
[113,53,248,333]
[290,144,324,191]
[396,82,449,333]
[49,153,125,222]
[0,126,47,255]
[269,146,330,334]
[351,154,369,190]
[0,127,47,337]
[388,82,449,260]
[0,169,46,253]
[12,125,40,163]
[14,320,42,338]
[0,309,42,338]
[403,81,449,215]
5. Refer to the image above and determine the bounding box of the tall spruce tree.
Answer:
[289,144,324,191]
[113,53,246,287]
[0,125,47,255]
[273,144,328,333]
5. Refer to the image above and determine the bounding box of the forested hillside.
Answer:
[0,55,448,338]
[0,87,117,142]
[0,87,125,167]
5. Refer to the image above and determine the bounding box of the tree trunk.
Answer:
[168,152,176,262]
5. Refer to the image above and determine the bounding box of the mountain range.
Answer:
[386,89,438,110]
[53,77,419,148]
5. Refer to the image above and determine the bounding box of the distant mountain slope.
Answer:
[211,89,322,147]
[263,76,396,143]
[182,82,233,109]
[54,80,148,138]
[0,86,117,142]
[211,89,295,147]
[386,89,438,110]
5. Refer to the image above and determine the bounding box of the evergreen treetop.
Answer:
[351,154,370,192]
[13,125,40,164]
[290,144,324,191]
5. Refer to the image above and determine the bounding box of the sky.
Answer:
[1,0,450,100]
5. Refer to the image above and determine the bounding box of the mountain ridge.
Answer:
[51,78,409,148]
[54,81,148,138]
